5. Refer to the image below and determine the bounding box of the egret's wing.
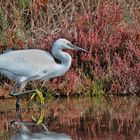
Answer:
[0,49,56,77]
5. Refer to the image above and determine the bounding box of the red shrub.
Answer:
[29,0,140,95]
[71,1,140,95]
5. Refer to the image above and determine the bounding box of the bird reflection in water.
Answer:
[10,121,72,140]
[10,106,72,140]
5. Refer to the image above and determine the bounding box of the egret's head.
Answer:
[53,38,87,52]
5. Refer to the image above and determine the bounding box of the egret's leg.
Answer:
[16,96,20,109]
[13,90,37,96]
[16,82,27,109]
[10,81,44,109]
[10,84,36,97]
[10,82,28,109]
[10,82,20,96]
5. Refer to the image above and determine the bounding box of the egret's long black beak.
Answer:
[70,44,88,52]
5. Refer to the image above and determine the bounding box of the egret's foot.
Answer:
[30,89,45,105]
[30,90,45,125]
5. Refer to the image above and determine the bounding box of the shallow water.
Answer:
[0,96,139,140]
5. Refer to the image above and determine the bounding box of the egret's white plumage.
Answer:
[0,38,87,108]
[0,49,60,81]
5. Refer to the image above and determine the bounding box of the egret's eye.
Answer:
[67,43,73,47]
[67,43,70,46]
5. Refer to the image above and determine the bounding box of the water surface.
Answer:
[0,96,139,140]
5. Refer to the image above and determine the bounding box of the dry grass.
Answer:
[0,0,139,47]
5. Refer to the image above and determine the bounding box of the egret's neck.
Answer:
[52,47,72,71]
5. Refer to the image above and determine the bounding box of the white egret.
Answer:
[0,38,87,108]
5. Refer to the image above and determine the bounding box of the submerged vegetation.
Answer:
[0,0,140,97]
